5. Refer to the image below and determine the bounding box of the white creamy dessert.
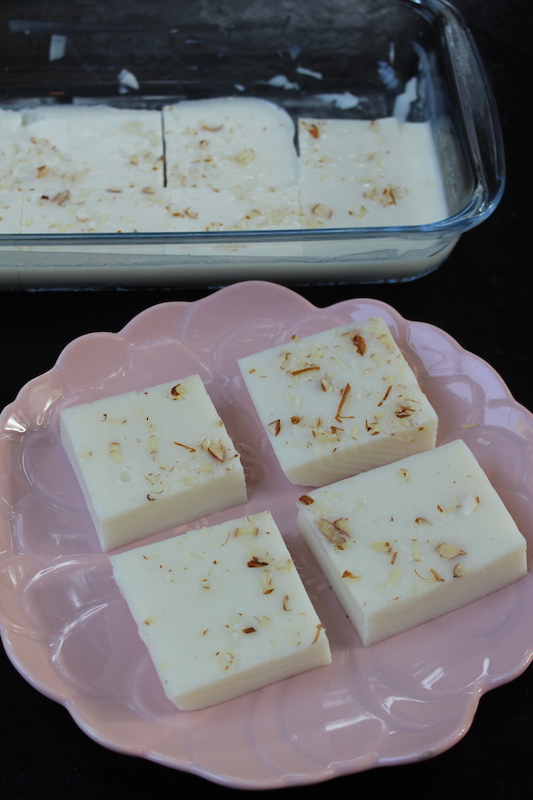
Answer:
[238,317,438,486]
[8,105,164,193]
[297,440,528,646]
[60,375,247,551]
[109,510,331,710]
[163,97,299,192]
[21,185,171,234]
[298,116,448,228]
[167,185,302,232]
[2,100,449,251]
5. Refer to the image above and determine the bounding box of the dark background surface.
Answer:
[1,1,532,797]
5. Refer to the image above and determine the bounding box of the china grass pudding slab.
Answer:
[297,440,528,646]
[109,510,331,710]
[238,317,438,486]
[60,375,247,551]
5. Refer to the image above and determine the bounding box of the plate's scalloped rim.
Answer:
[1,280,532,789]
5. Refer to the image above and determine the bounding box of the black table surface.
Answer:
[1,1,532,797]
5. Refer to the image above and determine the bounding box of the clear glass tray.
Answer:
[0,0,504,286]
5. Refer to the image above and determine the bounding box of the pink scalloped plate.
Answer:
[1,281,532,789]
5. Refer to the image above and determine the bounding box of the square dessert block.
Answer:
[163,97,299,192]
[297,440,528,646]
[298,117,448,228]
[109,510,331,710]
[60,375,247,551]
[11,105,164,192]
[238,317,438,486]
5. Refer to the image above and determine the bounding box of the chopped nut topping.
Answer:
[148,434,158,454]
[318,518,350,548]
[282,594,291,611]
[307,123,320,139]
[247,556,269,568]
[342,570,359,579]
[268,419,281,436]
[201,438,226,462]
[311,203,333,219]
[430,568,445,582]
[411,540,421,562]
[170,384,183,398]
[291,415,302,424]
[415,517,431,525]
[453,563,468,578]
[395,405,415,418]
[436,542,467,560]
[299,494,314,505]
[234,525,259,537]
[312,624,324,645]
[378,385,392,406]
[234,148,255,165]
[352,333,366,355]
[109,442,121,462]
[242,627,256,634]
[290,364,320,376]
[216,651,236,672]
[332,517,350,535]
[52,190,70,206]
[460,493,480,516]
[173,441,196,452]
[261,569,274,594]
[371,541,392,553]
[335,383,352,422]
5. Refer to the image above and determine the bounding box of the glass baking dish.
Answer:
[0,0,504,287]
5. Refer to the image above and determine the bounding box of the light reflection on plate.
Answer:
[1,281,532,789]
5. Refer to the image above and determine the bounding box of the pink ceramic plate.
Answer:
[1,281,532,789]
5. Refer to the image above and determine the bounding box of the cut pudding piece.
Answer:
[60,375,247,551]
[238,317,438,486]
[297,440,528,646]
[298,117,448,228]
[163,97,299,192]
[10,105,164,192]
[109,510,331,710]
